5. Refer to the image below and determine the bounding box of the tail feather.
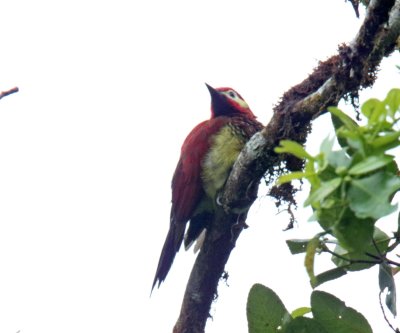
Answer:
[151,224,184,292]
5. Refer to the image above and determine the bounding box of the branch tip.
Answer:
[0,86,19,101]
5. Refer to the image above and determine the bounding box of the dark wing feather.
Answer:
[152,118,229,290]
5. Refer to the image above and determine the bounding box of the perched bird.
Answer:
[152,84,263,290]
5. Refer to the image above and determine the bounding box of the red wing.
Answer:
[171,117,228,225]
[152,117,229,290]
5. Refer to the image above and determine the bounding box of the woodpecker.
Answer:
[152,84,263,290]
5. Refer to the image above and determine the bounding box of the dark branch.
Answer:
[173,1,400,332]
[0,87,19,101]
[365,252,400,267]
[323,247,380,265]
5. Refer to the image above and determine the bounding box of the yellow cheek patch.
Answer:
[235,98,249,109]
[221,91,249,110]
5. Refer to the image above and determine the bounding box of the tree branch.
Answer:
[0,87,19,101]
[173,1,400,332]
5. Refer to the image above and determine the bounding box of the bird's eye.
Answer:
[228,91,236,98]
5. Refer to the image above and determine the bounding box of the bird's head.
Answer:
[206,83,256,120]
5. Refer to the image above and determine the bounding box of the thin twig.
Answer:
[0,87,19,101]
[365,252,400,267]
[387,236,400,253]
[379,291,399,332]
[323,246,380,265]
[324,237,400,267]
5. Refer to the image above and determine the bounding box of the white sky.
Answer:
[0,1,399,332]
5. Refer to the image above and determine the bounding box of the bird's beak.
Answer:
[205,83,215,92]
[205,82,224,106]
[205,83,231,117]
[205,83,219,99]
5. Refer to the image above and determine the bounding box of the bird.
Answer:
[152,83,263,291]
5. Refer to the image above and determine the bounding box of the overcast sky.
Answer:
[0,1,399,332]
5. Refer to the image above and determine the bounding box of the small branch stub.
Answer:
[0,87,19,101]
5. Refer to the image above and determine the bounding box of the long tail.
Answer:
[151,225,183,292]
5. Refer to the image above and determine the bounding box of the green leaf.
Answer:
[313,267,348,287]
[345,135,365,155]
[384,88,400,117]
[328,107,359,131]
[305,237,320,288]
[332,227,390,270]
[361,98,381,118]
[275,140,314,160]
[316,202,344,231]
[370,131,400,150]
[348,155,394,175]
[379,263,397,316]
[276,171,311,185]
[361,98,386,123]
[304,159,319,187]
[314,196,377,252]
[286,239,310,254]
[330,113,352,150]
[284,317,327,333]
[332,208,375,252]
[247,284,291,333]
[320,136,335,157]
[326,149,352,171]
[348,171,400,219]
[311,291,373,333]
[317,164,338,183]
[304,178,342,207]
[291,307,312,318]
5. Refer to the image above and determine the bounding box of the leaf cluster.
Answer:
[276,89,400,251]
[247,284,372,333]
[274,88,400,318]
